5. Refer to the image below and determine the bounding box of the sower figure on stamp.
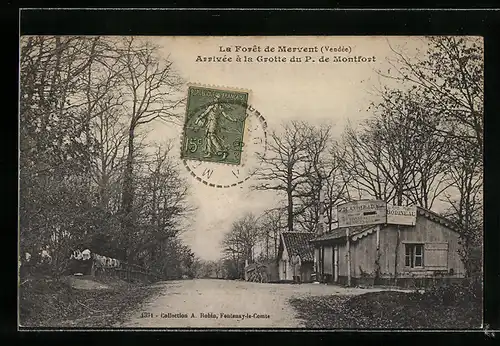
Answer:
[194,94,238,160]
[291,253,302,284]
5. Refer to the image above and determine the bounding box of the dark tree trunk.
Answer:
[121,127,135,262]
[274,229,279,259]
[287,186,293,232]
[265,233,269,260]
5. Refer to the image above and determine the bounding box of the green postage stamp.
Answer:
[181,86,250,165]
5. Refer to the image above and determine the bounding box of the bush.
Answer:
[425,278,482,306]
[19,275,161,327]
[290,288,482,329]
[19,278,76,325]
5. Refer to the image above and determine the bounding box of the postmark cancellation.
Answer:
[181,85,251,166]
[181,84,267,188]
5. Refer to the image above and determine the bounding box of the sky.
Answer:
[139,36,430,261]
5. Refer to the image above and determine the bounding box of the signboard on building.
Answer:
[387,205,417,226]
[337,200,387,228]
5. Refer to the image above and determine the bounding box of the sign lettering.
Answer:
[337,200,386,228]
[387,205,417,226]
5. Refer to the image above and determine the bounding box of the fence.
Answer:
[68,250,164,284]
[93,261,164,283]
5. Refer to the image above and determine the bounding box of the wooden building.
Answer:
[310,206,466,287]
[278,232,315,283]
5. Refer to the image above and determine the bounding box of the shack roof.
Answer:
[309,206,461,244]
[281,231,315,262]
[310,225,378,243]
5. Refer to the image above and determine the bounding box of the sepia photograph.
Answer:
[18,34,483,330]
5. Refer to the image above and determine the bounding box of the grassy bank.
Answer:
[19,275,162,328]
[289,284,482,329]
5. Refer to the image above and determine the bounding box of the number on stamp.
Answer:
[185,137,203,153]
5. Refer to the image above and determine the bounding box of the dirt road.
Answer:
[118,279,405,328]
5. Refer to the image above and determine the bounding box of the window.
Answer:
[405,244,424,268]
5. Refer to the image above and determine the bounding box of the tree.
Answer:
[340,89,452,209]
[19,36,110,271]
[295,132,348,233]
[253,121,318,232]
[114,37,185,261]
[196,259,225,279]
[221,213,261,278]
[381,36,483,159]
[148,237,193,279]
[132,141,194,263]
[340,119,398,204]
[377,36,483,274]
[257,208,286,261]
[318,144,350,232]
[19,36,196,278]
[85,66,128,211]
[442,140,483,275]
[191,259,209,278]
[210,260,221,278]
[222,258,240,280]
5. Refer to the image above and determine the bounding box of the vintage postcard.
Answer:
[18,35,483,330]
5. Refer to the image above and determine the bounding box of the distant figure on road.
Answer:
[291,253,302,284]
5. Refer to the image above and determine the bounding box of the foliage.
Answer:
[383,36,483,155]
[192,259,228,279]
[221,213,261,279]
[377,38,484,258]
[19,276,160,327]
[423,275,482,306]
[222,258,243,280]
[337,36,484,271]
[289,287,482,329]
[142,238,196,279]
[222,37,483,273]
[256,208,286,261]
[253,121,346,233]
[19,36,192,279]
[341,89,452,208]
[253,121,313,233]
